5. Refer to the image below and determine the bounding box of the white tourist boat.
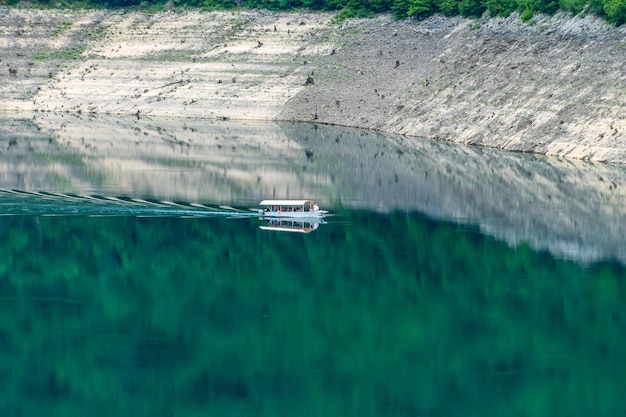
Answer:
[259,199,328,218]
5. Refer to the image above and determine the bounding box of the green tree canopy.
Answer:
[2,0,624,27]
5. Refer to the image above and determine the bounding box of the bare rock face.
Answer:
[281,13,626,164]
[0,7,625,164]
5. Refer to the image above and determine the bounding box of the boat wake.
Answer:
[0,189,260,218]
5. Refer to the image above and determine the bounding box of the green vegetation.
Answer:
[0,210,625,415]
[53,19,74,36]
[1,0,625,24]
[33,47,84,60]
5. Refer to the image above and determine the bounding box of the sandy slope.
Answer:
[1,7,625,163]
[1,9,336,119]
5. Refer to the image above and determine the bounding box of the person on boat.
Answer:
[313,202,319,211]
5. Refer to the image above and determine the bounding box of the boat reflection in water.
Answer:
[259,218,323,233]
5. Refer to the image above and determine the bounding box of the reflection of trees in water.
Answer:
[3,113,626,262]
[285,123,626,264]
[0,211,625,416]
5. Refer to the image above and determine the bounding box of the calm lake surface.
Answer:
[1,114,626,416]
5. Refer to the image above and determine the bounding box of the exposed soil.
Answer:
[281,13,626,163]
[1,7,625,163]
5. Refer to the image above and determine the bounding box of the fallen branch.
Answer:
[157,80,185,89]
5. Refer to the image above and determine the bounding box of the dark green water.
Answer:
[1,211,626,417]
[2,114,626,416]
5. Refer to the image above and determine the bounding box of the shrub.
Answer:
[520,5,534,18]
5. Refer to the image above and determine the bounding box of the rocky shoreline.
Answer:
[1,7,625,163]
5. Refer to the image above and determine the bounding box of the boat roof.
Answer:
[259,199,313,206]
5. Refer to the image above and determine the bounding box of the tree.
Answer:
[458,0,487,16]
[486,0,518,15]
[438,0,461,15]
[559,0,588,14]
[407,0,435,18]
[392,0,411,18]
[535,0,559,13]
[603,0,626,24]
[368,0,394,12]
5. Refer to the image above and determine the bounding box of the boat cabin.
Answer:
[259,199,326,218]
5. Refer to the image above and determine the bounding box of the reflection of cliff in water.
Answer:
[2,113,626,264]
[0,113,327,203]
[283,123,626,265]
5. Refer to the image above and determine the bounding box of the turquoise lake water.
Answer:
[1,114,626,416]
